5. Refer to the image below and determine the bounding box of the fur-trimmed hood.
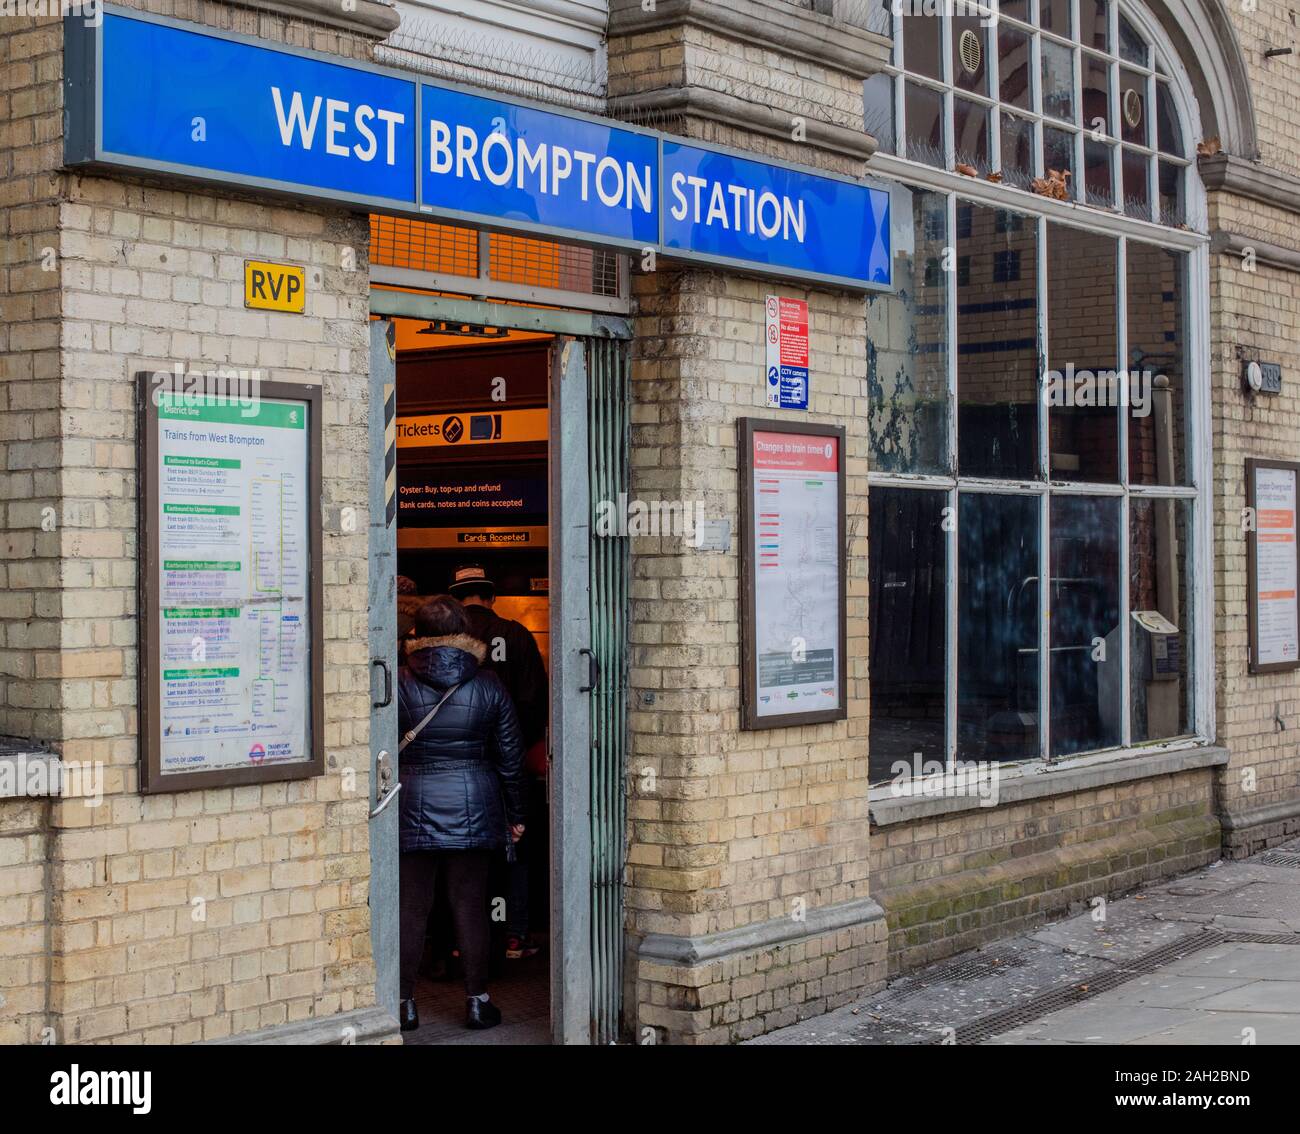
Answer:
[404,633,487,690]
[406,633,487,661]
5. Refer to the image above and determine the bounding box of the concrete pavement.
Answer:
[749,840,1300,1045]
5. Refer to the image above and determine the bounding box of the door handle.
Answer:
[372,658,392,708]
[579,647,600,694]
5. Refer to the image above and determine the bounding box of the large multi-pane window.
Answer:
[864,0,1194,224]
[865,4,1204,785]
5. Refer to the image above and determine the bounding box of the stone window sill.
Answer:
[0,741,60,800]
[868,743,1229,828]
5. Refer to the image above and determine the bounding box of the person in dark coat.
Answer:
[397,594,525,1032]
[448,564,550,959]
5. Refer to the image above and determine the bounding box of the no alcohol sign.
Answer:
[765,295,809,411]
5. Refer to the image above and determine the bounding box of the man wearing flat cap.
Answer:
[449,564,549,959]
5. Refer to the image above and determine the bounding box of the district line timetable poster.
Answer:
[154,394,311,775]
[750,429,841,718]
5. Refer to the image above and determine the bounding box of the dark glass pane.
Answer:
[1046,223,1119,482]
[1158,160,1185,226]
[903,12,943,80]
[957,204,1038,478]
[1001,0,1031,21]
[1084,139,1115,207]
[1127,244,1188,486]
[1130,498,1193,743]
[952,16,989,95]
[1122,147,1150,219]
[958,493,1040,762]
[1156,81,1184,156]
[1041,38,1076,122]
[1119,13,1148,66]
[868,188,948,475]
[953,97,991,173]
[1120,68,1149,145]
[998,24,1033,110]
[905,81,946,168]
[869,487,947,783]
[1049,496,1122,757]
[1001,112,1035,190]
[864,72,896,154]
[1043,125,1076,193]
[1041,0,1073,38]
[1081,0,1110,51]
[1082,53,1112,138]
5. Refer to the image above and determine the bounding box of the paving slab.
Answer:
[749,840,1300,1047]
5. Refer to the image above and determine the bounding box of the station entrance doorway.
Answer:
[365,291,630,1045]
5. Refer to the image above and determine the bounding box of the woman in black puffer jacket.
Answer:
[397,595,525,1033]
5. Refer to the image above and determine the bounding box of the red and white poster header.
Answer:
[752,431,838,473]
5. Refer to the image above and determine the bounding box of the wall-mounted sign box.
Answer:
[1246,458,1300,674]
[65,8,892,290]
[138,374,324,792]
[738,418,847,729]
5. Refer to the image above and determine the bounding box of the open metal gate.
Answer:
[586,337,630,1044]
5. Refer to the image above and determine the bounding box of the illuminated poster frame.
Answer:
[738,417,847,730]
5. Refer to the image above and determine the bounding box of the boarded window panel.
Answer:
[869,487,947,782]
[957,493,1040,762]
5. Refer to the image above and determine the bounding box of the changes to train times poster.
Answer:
[1247,458,1300,675]
[739,419,846,729]
[139,376,323,791]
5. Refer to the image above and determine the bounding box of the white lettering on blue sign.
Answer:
[86,12,892,287]
[668,172,807,245]
[270,88,406,166]
[426,120,653,212]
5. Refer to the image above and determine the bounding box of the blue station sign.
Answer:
[67,8,891,289]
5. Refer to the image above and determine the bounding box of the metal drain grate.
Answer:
[899,951,1030,991]
[933,930,1228,1045]
[1221,930,1300,944]
[1257,850,1300,869]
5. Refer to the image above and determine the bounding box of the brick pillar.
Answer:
[609,0,891,1043]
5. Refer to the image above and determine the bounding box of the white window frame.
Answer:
[865,0,1214,792]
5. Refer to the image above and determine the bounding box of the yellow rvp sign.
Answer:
[244,260,305,313]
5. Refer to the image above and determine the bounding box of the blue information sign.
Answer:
[662,141,891,286]
[100,13,418,207]
[70,8,892,289]
[421,85,659,246]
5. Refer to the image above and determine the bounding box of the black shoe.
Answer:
[465,996,501,1030]
[399,998,419,1032]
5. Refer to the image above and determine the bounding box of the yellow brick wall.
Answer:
[0,0,382,1045]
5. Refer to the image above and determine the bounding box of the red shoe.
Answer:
[505,935,541,959]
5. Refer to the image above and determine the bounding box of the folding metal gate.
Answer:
[585,337,630,1044]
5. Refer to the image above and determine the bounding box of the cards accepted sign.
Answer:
[765,296,809,411]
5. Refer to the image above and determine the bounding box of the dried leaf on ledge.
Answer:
[955,162,978,177]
